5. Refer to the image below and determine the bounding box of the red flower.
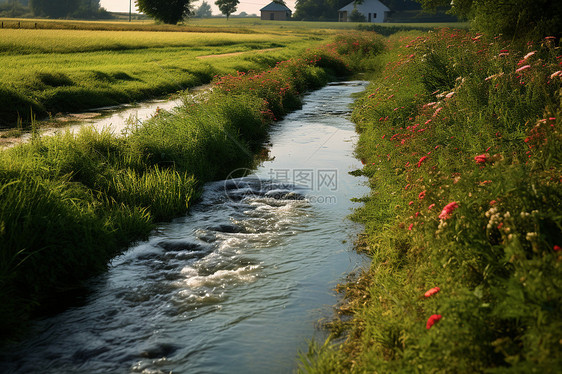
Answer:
[554,245,561,252]
[428,203,435,210]
[408,223,414,231]
[439,202,458,219]
[417,156,428,167]
[474,154,488,164]
[424,287,440,298]
[426,314,442,329]
[419,190,426,199]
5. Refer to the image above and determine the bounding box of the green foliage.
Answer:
[30,0,109,19]
[215,0,239,20]
[293,0,349,21]
[135,0,192,24]
[312,29,562,371]
[349,9,365,22]
[415,0,562,38]
[194,0,212,18]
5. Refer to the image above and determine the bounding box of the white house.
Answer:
[338,0,390,23]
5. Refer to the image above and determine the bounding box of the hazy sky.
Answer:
[100,0,297,17]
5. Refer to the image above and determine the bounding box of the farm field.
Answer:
[0,19,337,127]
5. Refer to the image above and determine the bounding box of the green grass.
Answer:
[0,32,386,340]
[302,30,562,372]
[0,23,333,127]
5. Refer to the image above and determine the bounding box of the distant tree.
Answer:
[0,0,29,17]
[381,0,420,11]
[293,0,348,21]
[414,0,562,38]
[135,0,192,24]
[30,0,77,18]
[30,0,109,19]
[215,0,238,20]
[349,8,365,22]
[273,0,286,5]
[194,0,212,17]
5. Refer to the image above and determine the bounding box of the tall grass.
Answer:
[302,30,562,372]
[0,32,386,339]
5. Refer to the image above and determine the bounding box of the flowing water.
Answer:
[0,81,370,374]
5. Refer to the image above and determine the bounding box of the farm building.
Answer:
[338,0,390,23]
[260,2,292,21]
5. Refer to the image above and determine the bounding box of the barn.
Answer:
[260,2,292,21]
[338,0,390,23]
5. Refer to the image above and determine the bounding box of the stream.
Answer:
[0,81,370,374]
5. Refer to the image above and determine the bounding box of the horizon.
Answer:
[99,0,297,17]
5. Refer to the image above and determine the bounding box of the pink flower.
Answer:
[428,203,435,210]
[439,202,458,219]
[522,51,536,60]
[426,314,442,329]
[417,156,428,167]
[408,223,414,231]
[474,154,488,164]
[424,287,440,298]
[516,65,531,73]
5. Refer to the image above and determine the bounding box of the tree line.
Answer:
[0,0,111,19]
[135,0,240,24]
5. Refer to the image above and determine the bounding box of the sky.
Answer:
[100,0,297,17]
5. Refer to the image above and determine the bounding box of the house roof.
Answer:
[339,0,390,13]
[260,2,292,12]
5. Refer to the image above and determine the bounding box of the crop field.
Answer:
[0,20,339,127]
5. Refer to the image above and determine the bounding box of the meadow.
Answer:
[0,19,339,127]
[300,30,562,372]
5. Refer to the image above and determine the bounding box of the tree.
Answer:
[293,0,348,21]
[349,8,365,22]
[194,0,212,18]
[29,0,109,19]
[414,0,562,38]
[30,0,78,18]
[135,0,192,24]
[215,0,238,20]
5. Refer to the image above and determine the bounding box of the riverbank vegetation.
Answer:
[0,32,385,339]
[301,27,562,373]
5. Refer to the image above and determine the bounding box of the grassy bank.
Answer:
[301,30,562,372]
[0,32,385,340]
[0,23,333,128]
